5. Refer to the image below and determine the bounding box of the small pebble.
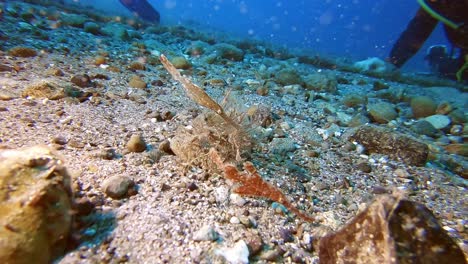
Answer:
[356,161,372,173]
[159,139,174,155]
[71,74,92,88]
[126,134,147,152]
[187,182,198,191]
[279,227,295,242]
[230,193,246,206]
[230,216,241,224]
[102,175,135,199]
[128,75,147,89]
[193,225,218,241]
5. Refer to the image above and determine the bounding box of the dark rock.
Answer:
[319,195,466,264]
[372,81,389,90]
[52,135,68,145]
[279,227,295,243]
[70,74,92,88]
[410,120,439,137]
[356,162,372,173]
[74,197,94,215]
[160,183,171,191]
[152,79,164,86]
[349,125,428,166]
[187,182,198,191]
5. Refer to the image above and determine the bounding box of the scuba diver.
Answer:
[388,0,468,82]
[118,0,160,23]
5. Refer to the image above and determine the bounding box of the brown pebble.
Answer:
[160,183,171,191]
[256,86,269,96]
[244,231,263,255]
[161,111,175,121]
[94,56,107,66]
[102,175,135,199]
[371,186,389,194]
[128,75,147,89]
[52,136,68,145]
[0,64,13,72]
[99,148,116,160]
[8,46,37,57]
[158,140,175,155]
[187,182,198,191]
[356,162,372,173]
[126,134,147,152]
[128,61,146,71]
[74,197,94,215]
[71,74,92,88]
[152,79,164,86]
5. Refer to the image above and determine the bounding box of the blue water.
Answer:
[75,0,449,71]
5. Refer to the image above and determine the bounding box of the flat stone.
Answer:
[424,114,451,129]
[102,175,134,199]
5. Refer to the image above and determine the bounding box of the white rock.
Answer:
[193,225,218,241]
[216,240,250,264]
[424,114,451,129]
[214,186,230,204]
[230,193,246,206]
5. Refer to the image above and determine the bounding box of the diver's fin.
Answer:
[119,0,160,23]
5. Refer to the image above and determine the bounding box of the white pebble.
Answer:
[216,240,250,264]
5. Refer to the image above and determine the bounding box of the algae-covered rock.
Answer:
[186,41,208,57]
[59,13,88,27]
[8,46,37,57]
[275,69,303,86]
[0,146,73,264]
[212,43,244,61]
[303,72,338,94]
[128,75,147,89]
[342,93,367,108]
[410,96,437,118]
[83,21,100,35]
[170,56,192,70]
[319,195,466,264]
[367,102,398,124]
[349,125,428,166]
[21,81,65,100]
